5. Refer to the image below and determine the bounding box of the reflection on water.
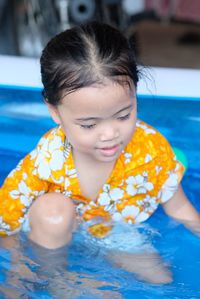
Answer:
[0,233,123,298]
[1,214,200,298]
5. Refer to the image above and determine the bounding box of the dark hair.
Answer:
[40,22,139,105]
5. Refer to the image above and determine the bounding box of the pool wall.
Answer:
[0,54,200,100]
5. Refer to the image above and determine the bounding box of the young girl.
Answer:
[0,22,200,284]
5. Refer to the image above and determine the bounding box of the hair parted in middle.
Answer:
[40,21,140,106]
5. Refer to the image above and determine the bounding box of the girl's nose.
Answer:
[99,125,119,142]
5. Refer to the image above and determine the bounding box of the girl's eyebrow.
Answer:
[113,104,133,116]
[75,105,133,122]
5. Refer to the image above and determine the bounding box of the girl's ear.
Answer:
[46,103,61,125]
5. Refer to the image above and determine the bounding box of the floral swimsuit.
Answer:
[0,120,184,239]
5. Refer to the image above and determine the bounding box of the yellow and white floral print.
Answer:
[136,195,158,222]
[160,173,180,203]
[0,121,184,238]
[125,172,154,196]
[32,134,65,183]
[98,184,124,206]
[10,173,45,208]
[136,121,156,135]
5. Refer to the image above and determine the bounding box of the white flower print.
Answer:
[175,163,180,171]
[126,173,154,196]
[112,212,123,222]
[10,179,45,207]
[63,139,71,158]
[30,137,47,161]
[22,172,27,180]
[135,195,158,222]
[98,193,111,206]
[136,121,156,135]
[124,152,132,164]
[7,160,23,178]
[121,205,140,219]
[89,201,97,207]
[19,215,31,232]
[145,154,152,163]
[161,173,179,202]
[18,217,25,224]
[137,195,157,211]
[64,177,70,189]
[67,168,77,178]
[135,211,150,222]
[155,165,162,175]
[10,180,31,205]
[98,185,124,207]
[146,128,156,135]
[30,147,39,160]
[34,135,64,180]
[0,217,11,231]
[103,184,110,191]
[54,176,65,184]
[63,190,72,197]
[110,188,124,201]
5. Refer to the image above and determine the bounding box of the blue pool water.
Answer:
[0,87,200,298]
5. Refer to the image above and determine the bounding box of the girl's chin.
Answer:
[96,151,121,163]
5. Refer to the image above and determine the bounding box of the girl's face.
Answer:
[48,81,137,164]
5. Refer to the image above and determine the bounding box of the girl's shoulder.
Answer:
[123,120,174,168]
[34,125,66,157]
[38,126,65,144]
[131,119,173,154]
[28,126,67,183]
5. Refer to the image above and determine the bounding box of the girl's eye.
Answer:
[80,124,96,129]
[118,113,131,121]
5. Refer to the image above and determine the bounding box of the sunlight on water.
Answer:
[0,103,49,118]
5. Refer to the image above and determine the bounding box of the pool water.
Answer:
[0,87,200,298]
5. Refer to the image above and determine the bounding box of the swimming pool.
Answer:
[1,54,200,298]
[0,83,200,298]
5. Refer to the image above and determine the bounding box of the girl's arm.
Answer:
[0,153,49,236]
[0,127,65,236]
[162,185,200,234]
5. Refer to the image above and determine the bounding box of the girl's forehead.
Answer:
[60,83,135,114]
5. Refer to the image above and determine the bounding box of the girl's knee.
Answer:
[28,193,76,249]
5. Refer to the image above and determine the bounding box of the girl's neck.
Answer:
[72,148,116,170]
[72,149,117,200]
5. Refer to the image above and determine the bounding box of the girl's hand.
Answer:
[162,185,200,235]
[183,220,200,237]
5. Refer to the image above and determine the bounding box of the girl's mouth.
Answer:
[98,144,120,156]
